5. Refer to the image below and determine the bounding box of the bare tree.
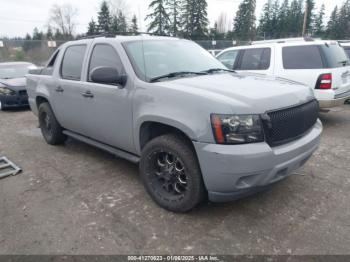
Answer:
[108,0,129,16]
[49,4,78,38]
[217,12,228,33]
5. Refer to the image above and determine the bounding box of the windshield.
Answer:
[321,43,350,68]
[123,40,227,82]
[0,64,34,79]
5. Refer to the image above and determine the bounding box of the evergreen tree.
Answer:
[32,27,43,40]
[23,33,33,52]
[313,4,325,37]
[304,0,315,35]
[277,0,290,38]
[131,15,139,34]
[337,0,350,39]
[111,15,120,34]
[181,0,195,37]
[288,0,303,37]
[145,0,170,35]
[117,11,128,33]
[327,6,339,39]
[233,0,256,41]
[97,1,111,33]
[168,0,182,36]
[258,1,274,39]
[87,19,97,35]
[46,26,54,39]
[192,0,209,39]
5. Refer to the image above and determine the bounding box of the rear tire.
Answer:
[38,102,67,145]
[140,134,206,212]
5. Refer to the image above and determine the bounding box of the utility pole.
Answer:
[302,1,308,37]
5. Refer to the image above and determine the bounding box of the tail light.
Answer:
[316,73,332,89]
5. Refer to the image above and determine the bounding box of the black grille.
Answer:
[264,100,319,146]
[18,90,27,96]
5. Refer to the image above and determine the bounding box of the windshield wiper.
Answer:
[149,71,207,82]
[201,68,236,74]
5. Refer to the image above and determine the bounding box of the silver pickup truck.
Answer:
[26,36,322,212]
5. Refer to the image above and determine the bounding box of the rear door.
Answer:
[234,47,273,75]
[51,44,88,134]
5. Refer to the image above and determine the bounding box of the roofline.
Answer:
[77,32,178,40]
[251,37,318,45]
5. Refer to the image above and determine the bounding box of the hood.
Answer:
[0,77,26,91]
[157,73,315,114]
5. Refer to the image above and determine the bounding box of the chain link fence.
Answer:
[0,40,65,66]
[0,39,240,66]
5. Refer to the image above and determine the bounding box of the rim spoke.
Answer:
[153,152,187,196]
[177,174,187,184]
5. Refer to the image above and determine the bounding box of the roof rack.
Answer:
[78,32,172,40]
[251,37,316,45]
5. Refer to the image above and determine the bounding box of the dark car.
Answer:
[0,62,36,110]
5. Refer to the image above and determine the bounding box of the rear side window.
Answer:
[61,45,87,80]
[345,47,350,58]
[238,48,271,70]
[321,43,350,68]
[283,45,324,69]
[88,44,123,81]
[217,50,239,69]
[42,50,60,76]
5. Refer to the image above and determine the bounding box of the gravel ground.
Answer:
[0,106,349,255]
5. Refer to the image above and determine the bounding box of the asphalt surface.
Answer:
[0,106,350,255]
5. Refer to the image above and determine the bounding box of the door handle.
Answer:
[82,91,94,98]
[55,86,64,93]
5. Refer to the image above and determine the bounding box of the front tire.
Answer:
[140,134,206,212]
[38,102,67,145]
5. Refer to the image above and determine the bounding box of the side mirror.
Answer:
[90,66,127,86]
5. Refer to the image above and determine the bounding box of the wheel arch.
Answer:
[137,118,197,154]
[36,95,49,108]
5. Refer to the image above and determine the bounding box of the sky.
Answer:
[0,0,346,38]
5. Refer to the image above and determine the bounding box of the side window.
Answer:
[283,45,324,69]
[217,50,239,69]
[88,44,123,82]
[344,47,350,58]
[42,50,60,76]
[61,45,87,81]
[47,50,60,68]
[238,48,271,70]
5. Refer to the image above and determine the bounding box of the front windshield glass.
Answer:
[0,64,33,79]
[123,40,227,82]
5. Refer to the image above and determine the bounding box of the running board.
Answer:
[63,131,140,163]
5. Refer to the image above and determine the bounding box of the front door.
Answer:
[79,43,134,152]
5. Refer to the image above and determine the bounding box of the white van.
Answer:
[217,38,350,109]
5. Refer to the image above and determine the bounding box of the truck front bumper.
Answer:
[193,120,322,202]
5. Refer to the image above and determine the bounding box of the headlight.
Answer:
[0,87,15,95]
[211,114,264,144]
